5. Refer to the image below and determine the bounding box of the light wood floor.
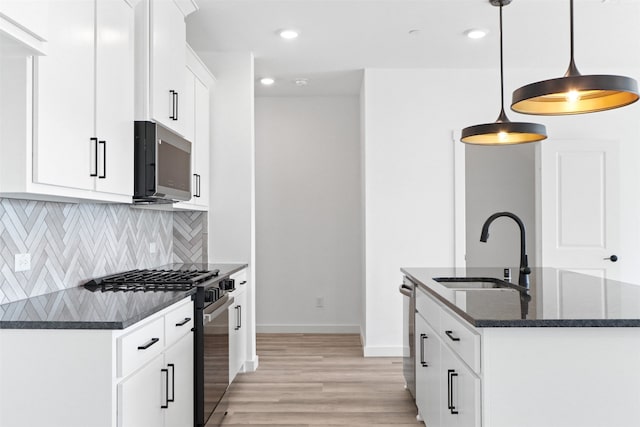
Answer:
[216,333,422,426]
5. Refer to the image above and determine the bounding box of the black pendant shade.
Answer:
[511,0,639,115]
[461,0,547,145]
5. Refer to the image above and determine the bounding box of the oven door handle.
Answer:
[203,294,234,324]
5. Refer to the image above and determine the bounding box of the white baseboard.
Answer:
[243,355,259,372]
[256,324,361,334]
[363,345,403,357]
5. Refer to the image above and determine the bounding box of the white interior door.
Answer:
[539,139,620,280]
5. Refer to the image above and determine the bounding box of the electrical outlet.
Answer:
[149,242,157,254]
[14,253,31,272]
[315,297,324,308]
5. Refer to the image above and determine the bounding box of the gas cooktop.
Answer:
[83,268,221,292]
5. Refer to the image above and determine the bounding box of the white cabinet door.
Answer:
[118,354,165,427]
[94,0,134,196]
[33,0,94,191]
[440,345,481,427]
[416,313,441,427]
[164,332,194,427]
[193,77,210,207]
[150,0,186,134]
[182,70,196,143]
[229,289,247,382]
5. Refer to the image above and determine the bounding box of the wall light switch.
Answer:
[15,254,31,272]
[150,242,157,254]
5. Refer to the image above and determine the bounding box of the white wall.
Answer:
[361,68,497,356]
[254,96,362,332]
[199,52,258,370]
[465,144,536,270]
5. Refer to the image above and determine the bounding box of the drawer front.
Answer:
[416,287,441,332]
[165,298,194,347]
[118,316,164,378]
[231,269,247,287]
[440,307,481,374]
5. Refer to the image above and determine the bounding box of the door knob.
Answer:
[604,255,618,262]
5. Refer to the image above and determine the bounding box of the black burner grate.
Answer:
[84,268,220,292]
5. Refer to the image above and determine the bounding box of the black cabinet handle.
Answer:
[98,140,106,179]
[137,337,159,350]
[240,280,247,285]
[419,333,428,367]
[604,255,618,262]
[445,330,461,342]
[197,174,201,197]
[90,137,98,177]
[161,368,169,408]
[448,370,459,414]
[167,363,175,403]
[175,317,191,327]
[447,369,460,414]
[175,91,179,120]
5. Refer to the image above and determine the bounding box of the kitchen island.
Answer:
[402,267,640,427]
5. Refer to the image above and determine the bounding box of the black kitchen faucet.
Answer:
[480,211,531,289]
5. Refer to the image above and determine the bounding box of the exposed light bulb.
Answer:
[498,131,508,142]
[566,90,581,103]
[260,77,275,86]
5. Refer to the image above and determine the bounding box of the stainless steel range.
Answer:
[84,267,236,427]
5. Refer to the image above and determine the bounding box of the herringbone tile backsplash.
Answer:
[0,199,208,305]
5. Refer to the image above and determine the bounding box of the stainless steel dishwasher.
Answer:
[202,294,234,426]
[399,278,415,399]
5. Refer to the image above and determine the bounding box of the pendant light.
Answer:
[511,0,639,115]
[461,0,547,145]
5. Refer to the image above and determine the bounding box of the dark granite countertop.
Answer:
[402,267,640,327]
[0,263,247,330]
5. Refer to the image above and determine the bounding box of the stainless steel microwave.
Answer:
[133,121,191,203]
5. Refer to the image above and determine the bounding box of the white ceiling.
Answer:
[186,0,640,96]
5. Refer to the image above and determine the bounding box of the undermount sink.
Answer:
[433,277,526,292]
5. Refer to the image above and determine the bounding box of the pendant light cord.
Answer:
[566,0,579,76]
[497,3,508,122]
[499,5,504,112]
[569,0,574,60]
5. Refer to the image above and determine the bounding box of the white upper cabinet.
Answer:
[175,46,214,211]
[0,0,134,203]
[135,0,197,137]
[33,0,95,192]
[95,0,135,196]
[33,0,133,198]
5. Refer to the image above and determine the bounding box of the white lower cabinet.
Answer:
[119,355,165,427]
[228,269,248,382]
[164,332,195,427]
[416,313,442,427]
[415,287,480,427]
[0,297,194,427]
[440,344,481,427]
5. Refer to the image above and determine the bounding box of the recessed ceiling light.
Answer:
[465,29,488,39]
[278,29,299,40]
[408,29,421,36]
[260,77,275,86]
[295,78,308,86]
